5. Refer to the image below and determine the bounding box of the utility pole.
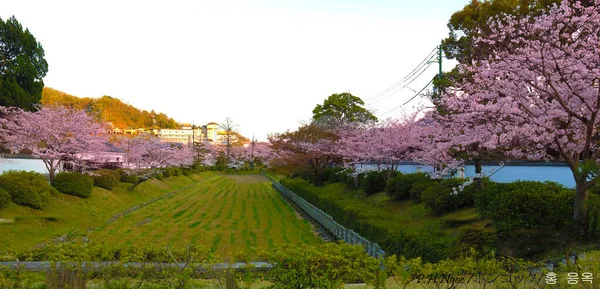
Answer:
[438,44,443,80]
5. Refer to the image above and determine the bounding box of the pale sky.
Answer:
[2,0,466,141]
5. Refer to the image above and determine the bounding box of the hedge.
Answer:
[475,181,575,235]
[0,171,56,209]
[280,177,456,262]
[92,169,120,190]
[53,172,94,198]
[385,173,431,201]
[421,178,479,216]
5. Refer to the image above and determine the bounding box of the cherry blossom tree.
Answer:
[440,0,600,236]
[0,106,107,183]
[269,123,339,185]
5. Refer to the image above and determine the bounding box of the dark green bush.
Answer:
[386,173,431,201]
[53,172,94,198]
[154,173,164,180]
[171,167,182,176]
[0,171,56,209]
[0,188,11,209]
[181,168,192,176]
[321,167,345,183]
[91,169,120,190]
[121,173,139,184]
[410,180,432,202]
[361,171,389,195]
[475,181,574,235]
[162,168,172,177]
[421,178,477,215]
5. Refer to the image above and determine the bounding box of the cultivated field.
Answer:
[90,174,322,256]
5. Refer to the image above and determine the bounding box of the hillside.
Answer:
[41,87,179,129]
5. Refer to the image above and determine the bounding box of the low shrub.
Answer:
[410,180,432,203]
[361,171,390,195]
[171,167,182,176]
[53,172,94,198]
[386,173,431,201]
[181,168,192,176]
[421,178,478,215]
[162,168,172,177]
[121,173,139,184]
[91,169,120,190]
[0,188,11,209]
[267,243,380,287]
[154,173,164,180]
[475,181,574,236]
[0,171,56,209]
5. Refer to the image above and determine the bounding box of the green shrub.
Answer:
[91,169,120,190]
[0,188,11,209]
[181,168,191,176]
[53,172,94,198]
[171,167,182,176]
[386,173,431,201]
[154,173,164,180]
[0,171,56,209]
[361,171,389,195]
[475,181,574,236]
[120,172,139,184]
[267,243,379,287]
[421,178,477,215]
[410,180,432,202]
[162,168,172,177]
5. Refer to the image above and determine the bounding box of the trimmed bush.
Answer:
[475,181,574,235]
[162,168,173,177]
[0,188,11,209]
[0,171,56,209]
[421,178,478,215]
[171,167,182,176]
[181,168,192,176]
[154,173,164,180]
[53,172,94,198]
[385,173,431,201]
[91,169,120,190]
[410,180,432,203]
[121,173,139,184]
[361,171,391,195]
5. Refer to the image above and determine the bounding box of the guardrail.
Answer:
[264,174,385,261]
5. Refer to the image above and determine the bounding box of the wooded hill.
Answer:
[41,87,179,129]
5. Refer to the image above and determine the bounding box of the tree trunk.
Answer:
[474,159,483,190]
[573,176,590,238]
[48,169,56,185]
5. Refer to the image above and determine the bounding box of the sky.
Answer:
[2,0,466,141]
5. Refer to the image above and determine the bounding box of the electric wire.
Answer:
[378,78,434,117]
[366,46,438,102]
[368,57,435,105]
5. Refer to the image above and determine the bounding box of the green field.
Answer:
[0,173,321,255]
[88,174,321,255]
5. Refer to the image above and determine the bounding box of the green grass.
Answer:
[86,174,321,257]
[0,172,216,251]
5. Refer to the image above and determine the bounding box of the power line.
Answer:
[368,58,435,105]
[366,47,438,102]
[378,78,434,117]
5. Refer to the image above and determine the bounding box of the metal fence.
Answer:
[264,175,385,261]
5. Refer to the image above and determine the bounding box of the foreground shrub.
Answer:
[53,172,94,198]
[0,171,56,209]
[421,178,478,215]
[154,173,164,180]
[386,172,431,201]
[267,243,379,288]
[91,169,120,190]
[476,181,574,236]
[0,188,11,209]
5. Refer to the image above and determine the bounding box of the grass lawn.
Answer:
[88,174,321,257]
[0,172,216,251]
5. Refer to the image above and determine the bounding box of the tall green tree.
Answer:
[0,16,48,110]
[312,93,377,127]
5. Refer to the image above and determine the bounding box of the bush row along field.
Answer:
[0,172,214,251]
[81,175,322,257]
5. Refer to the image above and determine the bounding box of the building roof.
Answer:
[103,142,125,153]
